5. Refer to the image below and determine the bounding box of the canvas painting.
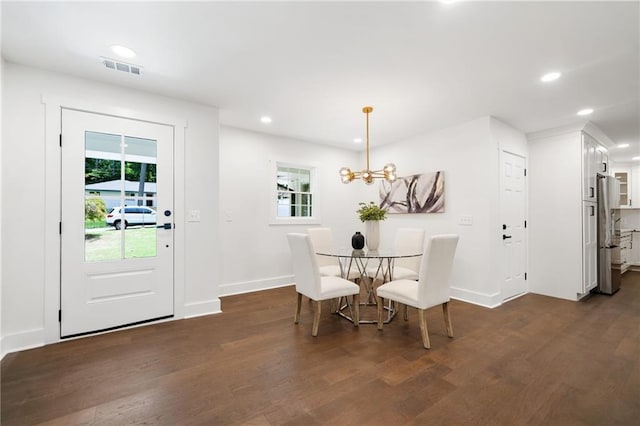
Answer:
[379,171,445,213]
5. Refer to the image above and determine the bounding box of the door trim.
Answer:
[42,94,187,344]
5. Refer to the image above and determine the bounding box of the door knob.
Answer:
[503,234,512,240]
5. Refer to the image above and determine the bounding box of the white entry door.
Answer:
[61,109,174,338]
[500,151,527,301]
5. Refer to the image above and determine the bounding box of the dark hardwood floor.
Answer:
[2,273,639,425]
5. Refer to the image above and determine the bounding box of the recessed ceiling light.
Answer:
[540,72,561,82]
[577,108,594,116]
[110,45,136,59]
[439,0,457,4]
[260,116,272,124]
[617,143,630,148]
[633,156,640,161]
[353,138,363,143]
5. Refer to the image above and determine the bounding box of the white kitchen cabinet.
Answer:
[596,146,609,176]
[582,134,598,201]
[583,201,598,292]
[582,133,609,202]
[612,168,632,207]
[528,123,614,301]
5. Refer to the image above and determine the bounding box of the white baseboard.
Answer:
[219,275,294,297]
[451,286,502,308]
[1,328,45,360]
[220,278,500,308]
[1,301,224,358]
[183,298,222,319]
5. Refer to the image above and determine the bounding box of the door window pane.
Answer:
[124,136,157,259]
[84,132,122,262]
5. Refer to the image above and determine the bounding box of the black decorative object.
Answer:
[351,232,365,249]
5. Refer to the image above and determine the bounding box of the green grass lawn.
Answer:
[85,226,157,262]
[85,219,107,229]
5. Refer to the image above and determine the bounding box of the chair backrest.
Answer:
[417,234,459,308]
[394,228,426,273]
[307,227,339,268]
[287,233,322,300]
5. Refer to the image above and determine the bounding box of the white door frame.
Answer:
[499,149,528,301]
[42,94,187,344]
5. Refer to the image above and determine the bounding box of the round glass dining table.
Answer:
[315,248,422,324]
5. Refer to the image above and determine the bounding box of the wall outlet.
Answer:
[459,215,473,226]
[225,210,233,222]
[188,210,201,222]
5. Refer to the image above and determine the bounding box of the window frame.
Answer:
[269,160,320,225]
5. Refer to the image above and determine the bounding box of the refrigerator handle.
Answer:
[590,205,595,216]
[590,187,595,198]
[602,162,607,173]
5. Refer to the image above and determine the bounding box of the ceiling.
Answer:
[2,1,639,162]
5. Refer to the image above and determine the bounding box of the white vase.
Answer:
[365,220,380,250]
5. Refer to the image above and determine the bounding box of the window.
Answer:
[271,161,319,225]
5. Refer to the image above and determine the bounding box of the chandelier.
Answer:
[339,106,397,185]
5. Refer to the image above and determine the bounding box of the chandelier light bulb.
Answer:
[385,170,397,182]
[339,167,354,183]
[362,171,374,185]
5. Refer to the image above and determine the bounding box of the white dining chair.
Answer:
[287,233,360,336]
[376,234,459,349]
[307,228,360,280]
[367,228,425,281]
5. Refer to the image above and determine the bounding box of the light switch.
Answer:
[459,215,473,226]
[188,210,201,222]
[225,210,233,222]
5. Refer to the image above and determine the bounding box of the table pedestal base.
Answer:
[336,297,396,324]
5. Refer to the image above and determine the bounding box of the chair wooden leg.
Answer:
[294,292,302,324]
[353,294,360,327]
[312,300,322,337]
[442,302,454,338]
[402,304,408,321]
[418,308,431,349]
[376,296,384,330]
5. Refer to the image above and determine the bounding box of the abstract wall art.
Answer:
[379,171,445,213]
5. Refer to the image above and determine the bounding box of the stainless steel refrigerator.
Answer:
[597,175,621,294]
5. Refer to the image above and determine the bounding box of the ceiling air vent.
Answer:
[101,57,143,76]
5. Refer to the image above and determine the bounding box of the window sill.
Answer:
[269,217,321,226]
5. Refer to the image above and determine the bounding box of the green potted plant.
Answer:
[356,202,387,250]
[357,202,387,222]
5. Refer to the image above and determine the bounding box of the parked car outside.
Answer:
[106,206,157,230]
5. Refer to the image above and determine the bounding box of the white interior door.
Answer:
[61,109,174,337]
[500,151,527,300]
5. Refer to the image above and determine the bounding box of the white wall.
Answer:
[364,116,508,306]
[1,63,220,354]
[218,126,361,295]
[528,130,584,300]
